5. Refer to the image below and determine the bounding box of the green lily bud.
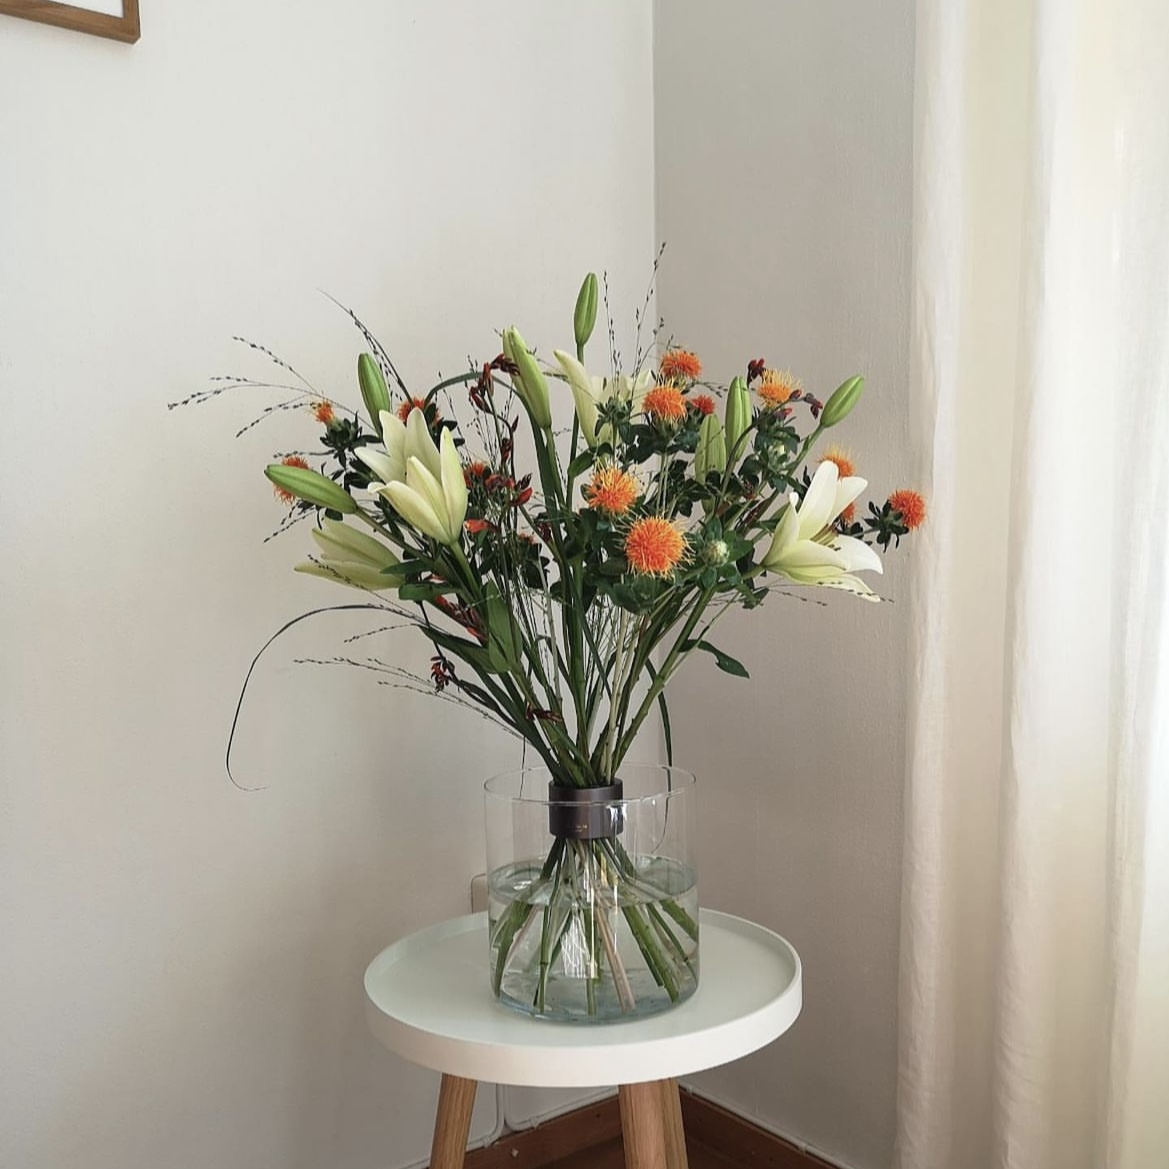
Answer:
[501,326,553,430]
[358,354,391,436]
[725,376,751,458]
[265,464,357,513]
[573,272,598,354]
[821,375,864,429]
[694,413,727,482]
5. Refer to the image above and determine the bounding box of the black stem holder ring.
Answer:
[547,781,625,841]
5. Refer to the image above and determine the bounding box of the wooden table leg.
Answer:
[429,1073,477,1169]
[659,1079,689,1168]
[620,1078,688,1169]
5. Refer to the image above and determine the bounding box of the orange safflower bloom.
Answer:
[839,503,857,527]
[758,369,801,407]
[659,348,703,381]
[397,396,441,424]
[273,456,310,504]
[690,393,717,416]
[312,401,336,425]
[642,384,688,423]
[463,460,490,487]
[625,517,686,576]
[586,465,640,516]
[819,446,855,478]
[887,489,927,530]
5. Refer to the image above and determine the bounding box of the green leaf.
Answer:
[398,582,454,603]
[645,660,673,766]
[484,582,520,670]
[567,449,596,479]
[611,583,650,613]
[681,638,750,678]
[425,628,501,675]
[391,558,435,576]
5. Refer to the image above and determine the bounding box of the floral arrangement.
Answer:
[190,270,924,1018]
[250,274,922,789]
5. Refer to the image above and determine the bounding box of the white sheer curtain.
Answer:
[896,2,1169,1168]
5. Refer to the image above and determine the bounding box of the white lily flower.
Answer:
[295,518,401,591]
[553,352,653,448]
[761,460,882,598]
[381,427,468,546]
[355,408,441,490]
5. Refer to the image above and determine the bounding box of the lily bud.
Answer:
[265,464,357,513]
[821,375,864,429]
[725,376,751,458]
[553,350,601,446]
[358,354,391,436]
[573,272,598,353]
[501,327,553,430]
[694,413,727,482]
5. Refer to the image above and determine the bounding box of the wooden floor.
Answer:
[546,1137,738,1169]
[459,1089,828,1169]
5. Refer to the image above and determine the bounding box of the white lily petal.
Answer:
[554,349,601,446]
[776,540,850,572]
[313,518,399,569]
[381,412,410,480]
[818,574,879,600]
[404,458,453,544]
[782,564,854,584]
[762,501,800,567]
[404,408,442,479]
[833,475,868,518]
[831,535,883,575]
[295,561,396,591]
[799,460,840,537]
[353,445,399,485]
[439,428,468,537]
[384,480,447,543]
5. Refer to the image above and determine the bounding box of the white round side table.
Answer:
[364,908,801,1169]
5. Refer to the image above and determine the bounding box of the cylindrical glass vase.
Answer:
[483,764,698,1023]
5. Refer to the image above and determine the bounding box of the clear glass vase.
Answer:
[483,764,698,1023]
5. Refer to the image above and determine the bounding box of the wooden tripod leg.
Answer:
[619,1080,672,1169]
[659,1079,689,1167]
[429,1074,477,1169]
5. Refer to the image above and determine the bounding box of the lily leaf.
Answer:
[680,638,750,678]
[399,582,454,603]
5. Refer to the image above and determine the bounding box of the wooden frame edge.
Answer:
[0,0,140,43]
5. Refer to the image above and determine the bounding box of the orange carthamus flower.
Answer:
[887,489,927,530]
[397,396,441,424]
[642,384,688,424]
[463,460,490,486]
[585,465,640,516]
[659,348,703,381]
[273,456,310,504]
[312,400,336,425]
[690,393,717,416]
[839,503,857,527]
[819,446,855,478]
[758,368,802,407]
[625,516,686,576]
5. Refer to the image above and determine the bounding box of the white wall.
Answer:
[0,4,653,1167]
[655,4,915,1168]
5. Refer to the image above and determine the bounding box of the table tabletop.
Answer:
[364,908,802,1087]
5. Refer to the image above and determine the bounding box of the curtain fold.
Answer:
[896,2,1169,1168]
